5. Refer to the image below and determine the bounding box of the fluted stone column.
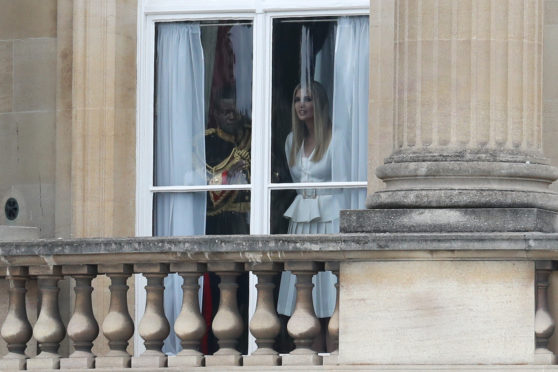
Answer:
[132,264,170,368]
[244,263,282,366]
[60,265,99,369]
[0,267,32,371]
[345,0,558,233]
[27,266,66,370]
[168,263,206,368]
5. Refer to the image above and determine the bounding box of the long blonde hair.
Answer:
[289,81,332,167]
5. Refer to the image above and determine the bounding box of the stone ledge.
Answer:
[5,231,558,269]
[5,232,558,266]
[341,208,558,233]
[11,365,558,371]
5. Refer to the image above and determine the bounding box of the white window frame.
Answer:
[135,0,370,356]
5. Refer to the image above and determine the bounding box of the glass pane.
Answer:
[270,16,369,184]
[153,191,250,236]
[270,188,366,234]
[154,20,253,187]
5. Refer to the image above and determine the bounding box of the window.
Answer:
[136,0,370,356]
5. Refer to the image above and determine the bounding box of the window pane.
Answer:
[270,188,366,234]
[153,191,251,236]
[270,16,369,185]
[154,21,253,187]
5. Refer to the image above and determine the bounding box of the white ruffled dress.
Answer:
[277,133,339,318]
[283,132,340,233]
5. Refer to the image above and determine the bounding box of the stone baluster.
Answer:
[0,267,33,371]
[60,265,99,369]
[324,262,339,365]
[95,264,134,369]
[132,263,170,368]
[27,266,66,370]
[205,262,244,367]
[534,261,557,364]
[244,263,282,366]
[283,261,324,366]
[168,263,207,368]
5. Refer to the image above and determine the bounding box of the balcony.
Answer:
[1,232,558,371]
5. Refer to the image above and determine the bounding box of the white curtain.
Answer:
[314,25,336,113]
[277,18,369,319]
[313,16,370,319]
[229,25,253,118]
[154,22,206,355]
[332,16,369,206]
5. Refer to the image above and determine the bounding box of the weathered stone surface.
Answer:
[342,208,558,233]
[131,354,166,368]
[339,261,534,365]
[59,356,94,369]
[0,226,39,241]
[0,357,26,370]
[27,356,60,370]
[281,353,322,366]
[367,189,558,211]
[243,354,280,366]
[2,234,558,265]
[204,354,242,366]
[94,355,130,368]
[167,354,204,367]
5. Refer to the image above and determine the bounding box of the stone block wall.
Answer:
[0,0,58,237]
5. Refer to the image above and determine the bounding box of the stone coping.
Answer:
[0,233,558,267]
[9,366,558,372]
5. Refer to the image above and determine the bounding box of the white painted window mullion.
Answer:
[250,11,270,235]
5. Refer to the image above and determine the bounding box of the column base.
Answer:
[205,354,242,366]
[0,358,27,371]
[533,348,557,364]
[168,354,204,367]
[342,208,558,233]
[323,353,339,365]
[243,353,281,366]
[367,159,558,212]
[281,353,322,366]
[131,354,167,368]
[95,355,131,368]
[60,356,95,369]
[27,356,60,370]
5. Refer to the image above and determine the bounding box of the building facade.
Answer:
[1,0,558,370]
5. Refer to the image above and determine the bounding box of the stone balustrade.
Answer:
[0,233,557,370]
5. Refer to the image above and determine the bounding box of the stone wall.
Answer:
[0,0,58,237]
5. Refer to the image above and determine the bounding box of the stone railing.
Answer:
[0,233,558,371]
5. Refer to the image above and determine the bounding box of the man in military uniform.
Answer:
[203,91,251,355]
[205,94,251,235]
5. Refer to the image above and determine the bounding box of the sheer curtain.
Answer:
[313,16,370,319]
[155,22,206,355]
[277,18,369,319]
[332,16,369,206]
[229,25,253,118]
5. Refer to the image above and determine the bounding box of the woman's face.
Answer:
[294,88,314,122]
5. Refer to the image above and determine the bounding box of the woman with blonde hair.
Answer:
[284,80,340,233]
[278,81,339,351]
